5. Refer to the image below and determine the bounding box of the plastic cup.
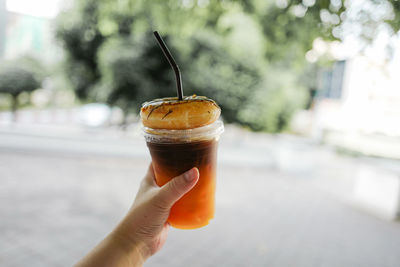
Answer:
[143,120,224,229]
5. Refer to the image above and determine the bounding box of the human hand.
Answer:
[115,163,199,259]
[75,163,199,267]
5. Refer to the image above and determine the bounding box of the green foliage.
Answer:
[96,34,176,113]
[55,0,400,132]
[182,31,261,124]
[239,68,308,132]
[0,66,40,97]
[0,55,44,118]
[386,0,400,32]
[55,0,104,99]
[0,60,42,118]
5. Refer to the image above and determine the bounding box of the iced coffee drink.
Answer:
[140,95,223,229]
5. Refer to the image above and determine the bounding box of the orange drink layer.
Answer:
[147,139,218,229]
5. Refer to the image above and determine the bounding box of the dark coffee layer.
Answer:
[147,139,218,179]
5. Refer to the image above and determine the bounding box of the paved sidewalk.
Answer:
[1,151,400,266]
[1,126,400,266]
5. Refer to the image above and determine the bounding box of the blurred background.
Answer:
[1,0,400,266]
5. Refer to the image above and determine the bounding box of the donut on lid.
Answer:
[140,95,221,130]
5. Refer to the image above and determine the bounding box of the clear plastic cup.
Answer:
[143,120,224,229]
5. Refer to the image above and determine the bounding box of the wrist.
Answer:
[74,231,146,267]
[109,228,148,267]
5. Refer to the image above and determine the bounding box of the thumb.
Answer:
[156,167,199,209]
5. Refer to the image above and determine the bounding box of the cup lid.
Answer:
[142,120,224,143]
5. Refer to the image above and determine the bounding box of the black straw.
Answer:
[153,31,183,101]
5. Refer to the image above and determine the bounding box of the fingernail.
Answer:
[183,168,197,182]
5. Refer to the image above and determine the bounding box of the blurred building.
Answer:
[0,1,5,57]
[310,39,400,159]
[0,0,62,62]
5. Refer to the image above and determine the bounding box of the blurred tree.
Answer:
[95,34,176,118]
[238,67,308,132]
[0,66,41,120]
[182,31,262,124]
[55,0,104,99]
[55,0,227,101]
[56,0,400,131]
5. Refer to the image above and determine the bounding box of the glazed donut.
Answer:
[140,95,221,130]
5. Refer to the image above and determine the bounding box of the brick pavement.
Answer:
[1,147,400,266]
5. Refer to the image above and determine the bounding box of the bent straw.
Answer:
[153,31,183,101]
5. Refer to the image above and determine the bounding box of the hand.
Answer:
[116,163,200,259]
[75,163,200,267]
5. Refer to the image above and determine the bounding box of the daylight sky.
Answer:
[6,0,64,18]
